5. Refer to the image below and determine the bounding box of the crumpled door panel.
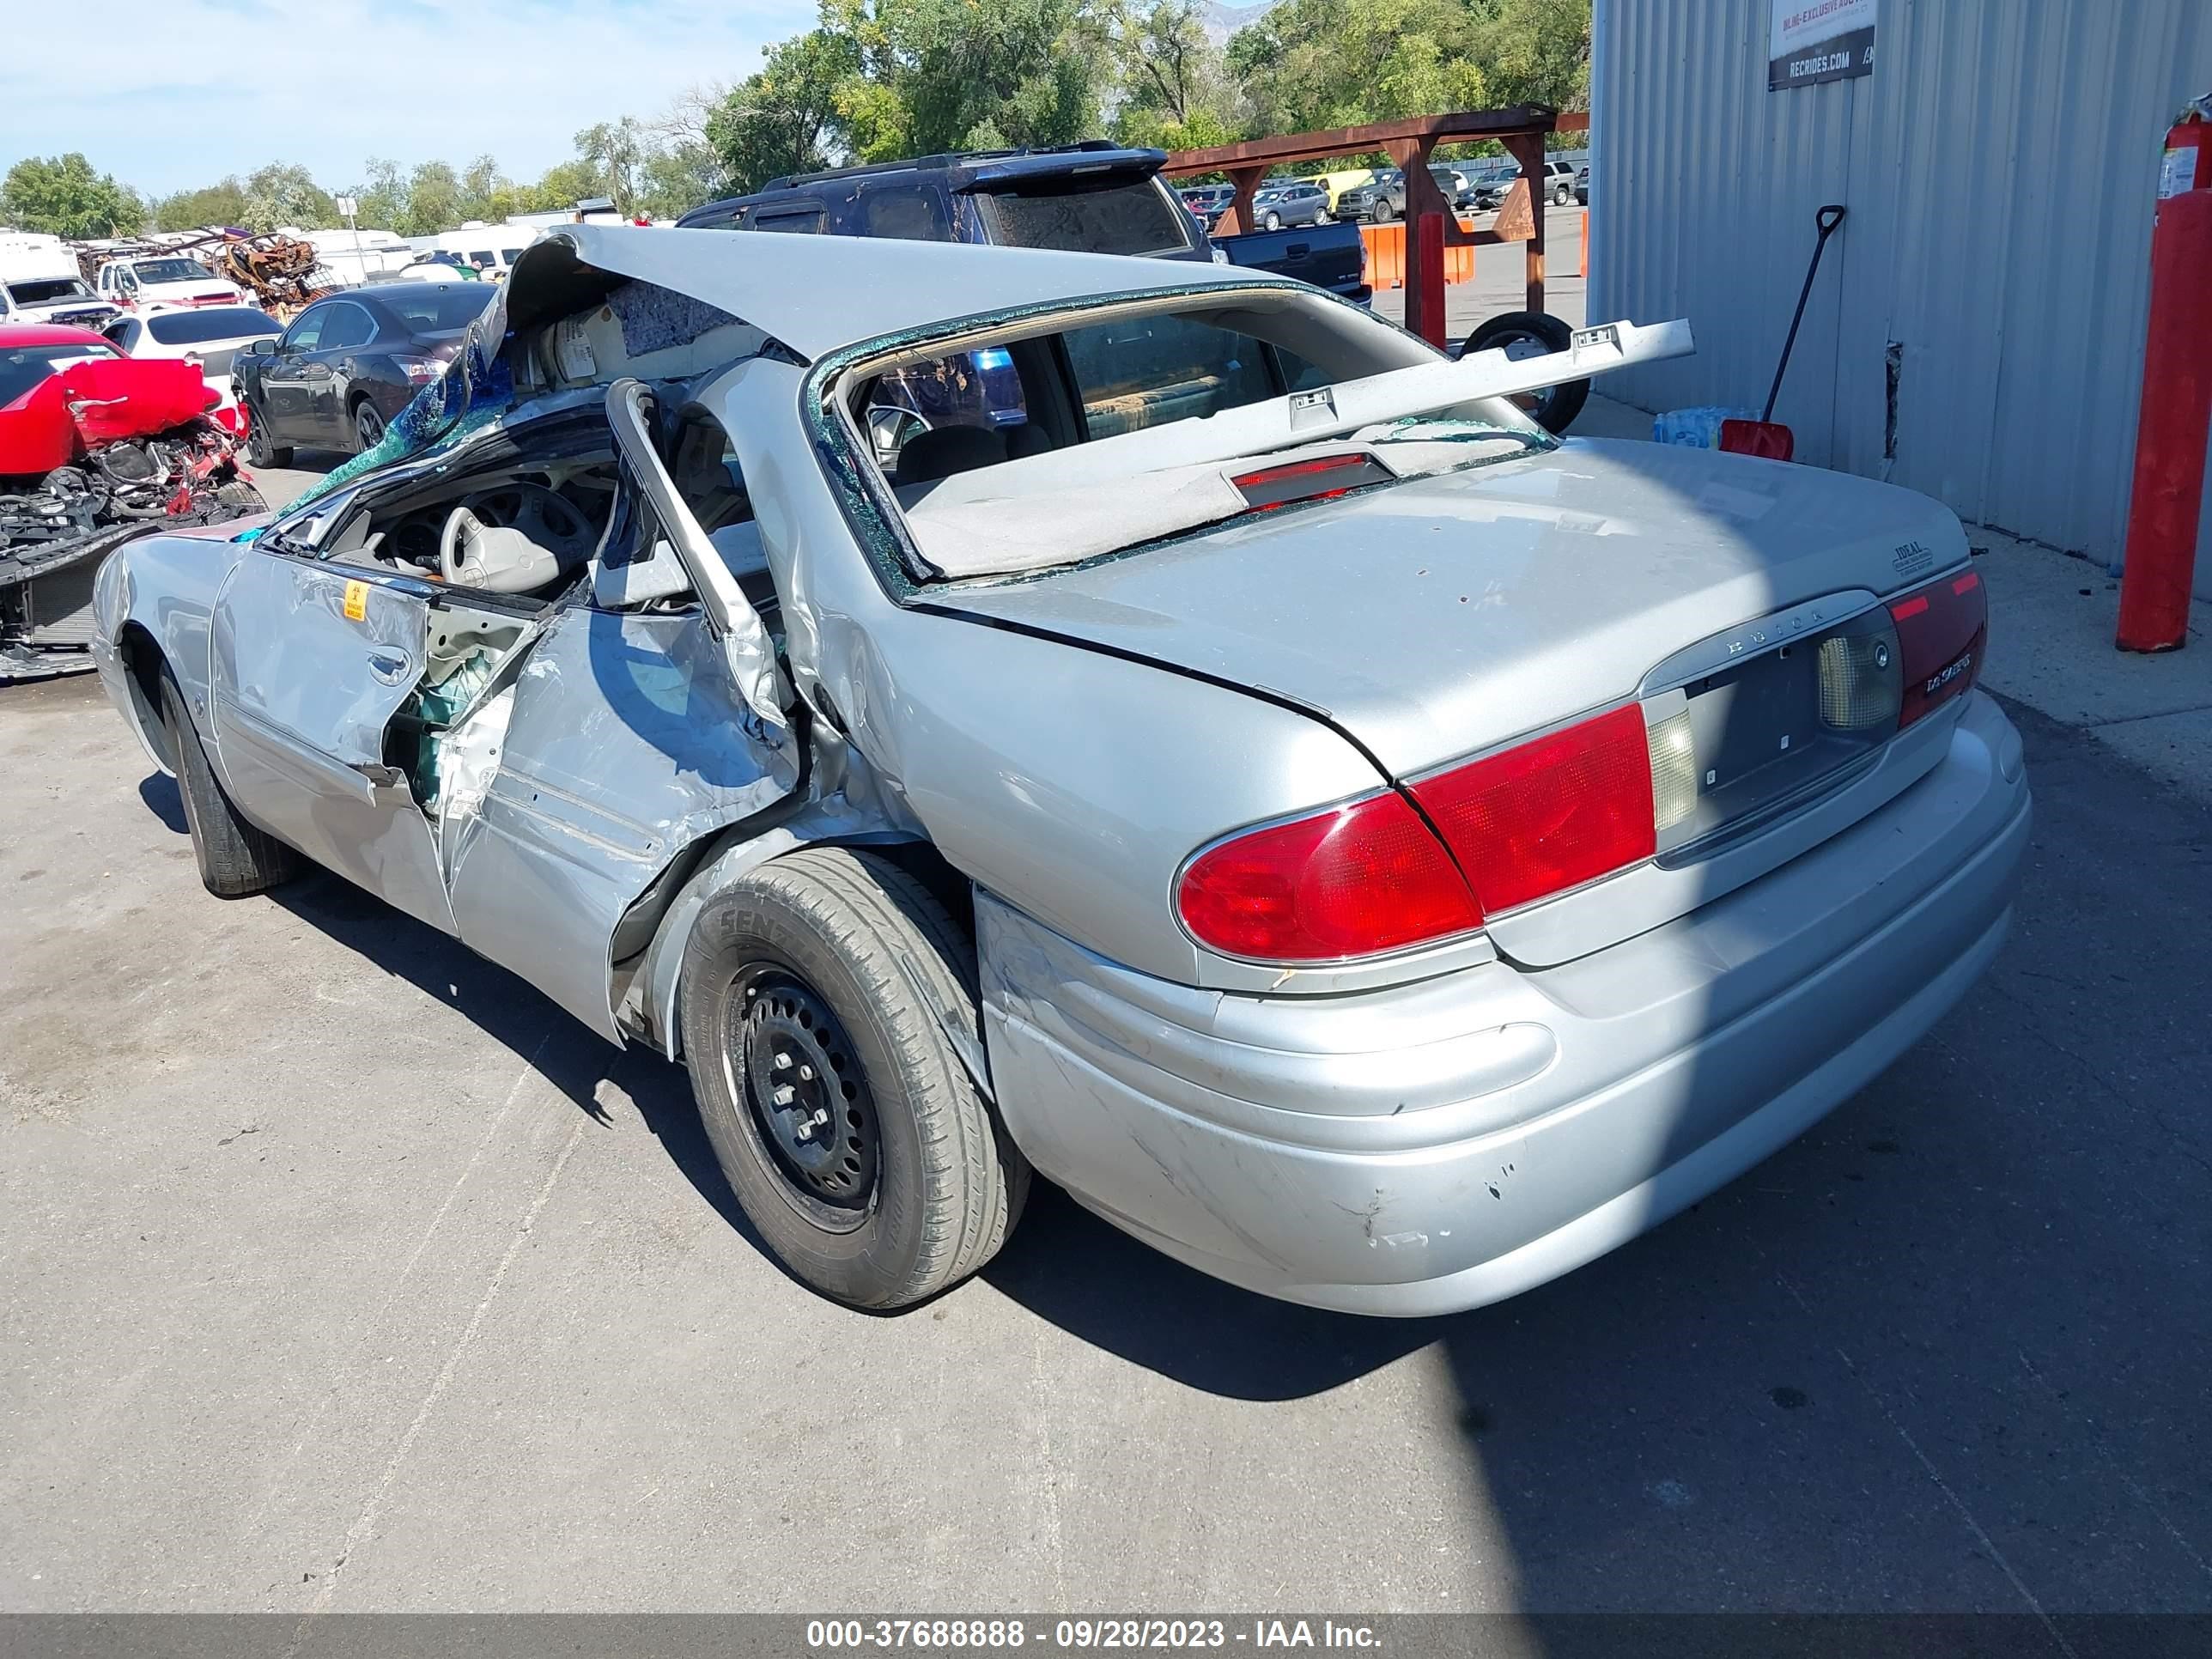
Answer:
[446,603,799,1042]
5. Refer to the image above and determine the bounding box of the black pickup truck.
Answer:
[678,143,1370,307]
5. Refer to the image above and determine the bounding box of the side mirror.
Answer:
[250,337,279,356]
[604,376,789,737]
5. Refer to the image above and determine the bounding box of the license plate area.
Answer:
[1654,612,1900,864]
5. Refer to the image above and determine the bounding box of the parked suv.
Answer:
[1534,160,1577,206]
[681,142,1370,307]
[680,143,1210,262]
[1249,179,1328,230]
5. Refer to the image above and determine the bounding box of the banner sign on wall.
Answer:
[1770,0,1877,90]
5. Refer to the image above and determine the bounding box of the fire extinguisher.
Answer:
[2158,106,2211,200]
[2118,99,2212,652]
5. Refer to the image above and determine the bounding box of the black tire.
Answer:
[157,667,299,898]
[1261,210,1282,231]
[1462,309,1589,434]
[1370,197,1395,223]
[215,481,266,513]
[351,399,386,453]
[245,404,292,469]
[679,848,1029,1310]
[1554,183,1571,206]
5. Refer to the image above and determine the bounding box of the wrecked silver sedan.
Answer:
[88,228,2028,1316]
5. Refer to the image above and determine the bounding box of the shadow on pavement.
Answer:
[255,861,780,1273]
[985,700,2212,1612]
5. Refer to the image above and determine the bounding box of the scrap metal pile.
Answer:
[2,353,262,679]
[76,229,339,317]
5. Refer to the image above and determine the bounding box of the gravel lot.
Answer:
[2,410,2209,1620]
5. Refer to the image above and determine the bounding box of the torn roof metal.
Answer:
[495,223,1283,363]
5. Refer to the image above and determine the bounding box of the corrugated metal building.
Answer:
[1587,0,2212,581]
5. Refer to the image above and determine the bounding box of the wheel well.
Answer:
[116,622,176,772]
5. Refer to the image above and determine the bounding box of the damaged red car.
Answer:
[1,323,263,679]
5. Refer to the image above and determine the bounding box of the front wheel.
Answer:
[1261,210,1282,231]
[1370,198,1395,223]
[679,848,1030,1310]
[158,665,298,897]
[1462,310,1589,434]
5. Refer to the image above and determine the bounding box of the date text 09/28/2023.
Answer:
[805,1619,1383,1650]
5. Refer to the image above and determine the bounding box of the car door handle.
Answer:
[365,648,413,684]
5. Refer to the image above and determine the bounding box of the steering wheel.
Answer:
[437,483,592,584]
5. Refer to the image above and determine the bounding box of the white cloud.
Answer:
[0,0,817,198]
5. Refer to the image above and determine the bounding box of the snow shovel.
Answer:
[1720,204,1847,462]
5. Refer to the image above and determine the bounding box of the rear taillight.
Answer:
[1229,454,1390,511]
[1176,706,1662,963]
[1411,704,1657,915]
[1176,791,1481,962]
[1892,567,1986,727]
[1176,574,1987,964]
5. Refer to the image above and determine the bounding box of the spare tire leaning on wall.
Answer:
[1462,311,1590,435]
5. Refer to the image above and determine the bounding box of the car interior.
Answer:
[837,286,1547,577]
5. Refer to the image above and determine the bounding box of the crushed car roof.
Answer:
[496,223,1283,363]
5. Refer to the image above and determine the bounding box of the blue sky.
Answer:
[0,0,817,199]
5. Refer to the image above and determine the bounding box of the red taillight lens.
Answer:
[1410,704,1657,915]
[1892,567,1987,727]
[1176,791,1482,962]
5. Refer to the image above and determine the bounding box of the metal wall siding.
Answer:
[1592,0,2212,566]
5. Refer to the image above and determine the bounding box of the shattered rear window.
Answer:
[975,180,1193,258]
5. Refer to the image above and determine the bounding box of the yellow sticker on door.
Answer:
[342,580,368,623]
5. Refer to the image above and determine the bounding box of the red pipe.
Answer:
[1413,211,1448,347]
[2118,185,2212,652]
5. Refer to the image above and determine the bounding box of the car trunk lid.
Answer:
[934,437,1976,962]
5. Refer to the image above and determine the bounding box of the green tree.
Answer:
[153,178,252,231]
[458,155,522,224]
[574,117,653,214]
[403,161,462,235]
[241,161,337,230]
[347,157,411,234]
[1,152,144,237]
[707,29,856,194]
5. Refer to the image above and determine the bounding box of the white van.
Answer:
[0,233,120,330]
[422,222,540,280]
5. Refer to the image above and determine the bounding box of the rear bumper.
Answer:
[981,692,2030,1316]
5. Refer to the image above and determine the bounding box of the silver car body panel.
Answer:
[445,603,797,1042]
[981,691,2029,1315]
[86,228,2031,1315]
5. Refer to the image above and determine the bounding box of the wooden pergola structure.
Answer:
[1164,106,1586,346]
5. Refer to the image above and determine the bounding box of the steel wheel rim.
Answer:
[1486,328,1559,416]
[720,969,878,1226]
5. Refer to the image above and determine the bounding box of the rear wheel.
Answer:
[1462,309,1589,435]
[245,404,291,469]
[679,848,1029,1310]
[157,666,299,897]
[351,399,386,453]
